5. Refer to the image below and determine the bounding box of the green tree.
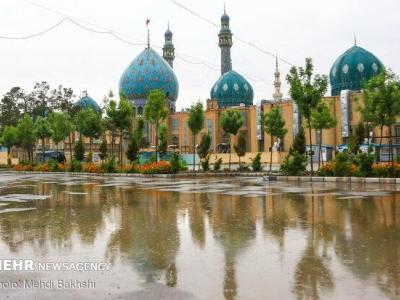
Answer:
[74,138,85,162]
[250,153,262,172]
[311,102,337,168]
[348,122,367,154]
[197,133,211,170]
[126,135,139,163]
[261,107,288,173]
[49,112,75,161]
[234,131,246,166]
[158,125,168,157]
[16,114,35,162]
[75,109,104,158]
[220,110,244,170]
[290,127,306,155]
[0,126,18,166]
[51,85,75,114]
[105,100,118,158]
[99,138,108,161]
[144,90,169,162]
[360,69,400,161]
[34,117,53,163]
[0,87,23,128]
[115,98,133,166]
[187,102,205,171]
[287,58,328,175]
[29,81,53,118]
[126,118,145,164]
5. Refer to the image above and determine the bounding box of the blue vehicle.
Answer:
[36,151,66,163]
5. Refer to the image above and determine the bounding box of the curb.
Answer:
[1,171,400,184]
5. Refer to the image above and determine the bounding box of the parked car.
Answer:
[36,151,66,163]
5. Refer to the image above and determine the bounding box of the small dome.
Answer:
[330,45,384,96]
[221,13,230,22]
[74,95,101,114]
[165,28,173,39]
[211,70,254,107]
[119,48,179,102]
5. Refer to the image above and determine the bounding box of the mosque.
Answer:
[76,8,388,163]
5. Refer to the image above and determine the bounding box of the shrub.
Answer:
[280,151,307,176]
[214,157,223,171]
[14,164,34,171]
[83,163,102,173]
[74,139,85,161]
[317,162,334,176]
[49,159,60,172]
[238,163,250,172]
[332,151,355,177]
[68,159,82,172]
[121,164,136,173]
[101,157,116,173]
[250,153,262,172]
[99,138,108,161]
[34,164,51,172]
[135,161,172,174]
[289,127,306,155]
[23,165,34,171]
[85,152,93,163]
[372,163,400,178]
[201,154,210,171]
[353,152,375,177]
[170,152,187,173]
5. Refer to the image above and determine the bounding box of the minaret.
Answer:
[273,57,283,101]
[219,6,233,76]
[163,23,175,68]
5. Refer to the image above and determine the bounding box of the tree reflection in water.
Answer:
[208,194,257,300]
[105,189,180,286]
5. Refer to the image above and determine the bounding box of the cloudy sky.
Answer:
[0,0,399,109]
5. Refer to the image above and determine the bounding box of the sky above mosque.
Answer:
[0,0,399,110]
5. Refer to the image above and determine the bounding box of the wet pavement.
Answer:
[0,173,399,299]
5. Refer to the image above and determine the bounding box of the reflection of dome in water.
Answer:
[119,47,179,110]
[330,45,384,96]
[210,70,254,107]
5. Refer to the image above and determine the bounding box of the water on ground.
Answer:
[0,173,399,299]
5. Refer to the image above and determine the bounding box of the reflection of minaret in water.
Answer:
[163,22,175,68]
[219,5,233,75]
[224,254,237,300]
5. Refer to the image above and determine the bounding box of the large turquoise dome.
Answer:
[330,45,384,96]
[210,70,254,107]
[119,47,179,110]
[74,95,101,114]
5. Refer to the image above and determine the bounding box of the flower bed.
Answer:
[82,163,102,173]
[13,164,34,171]
[372,163,400,178]
[34,164,51,172]
[135,161,172,174]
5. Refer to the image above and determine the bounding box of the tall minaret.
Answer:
[163,23,175,68]
[218,6,233,76]
[273,57,283,101]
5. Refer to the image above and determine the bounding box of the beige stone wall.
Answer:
[0,152,18,165]
[208,152,287,164]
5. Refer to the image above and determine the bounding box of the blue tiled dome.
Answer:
[330,45,384,96]
[119,48,179,106]
[74,95,101,114]
[211,70,254,107]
